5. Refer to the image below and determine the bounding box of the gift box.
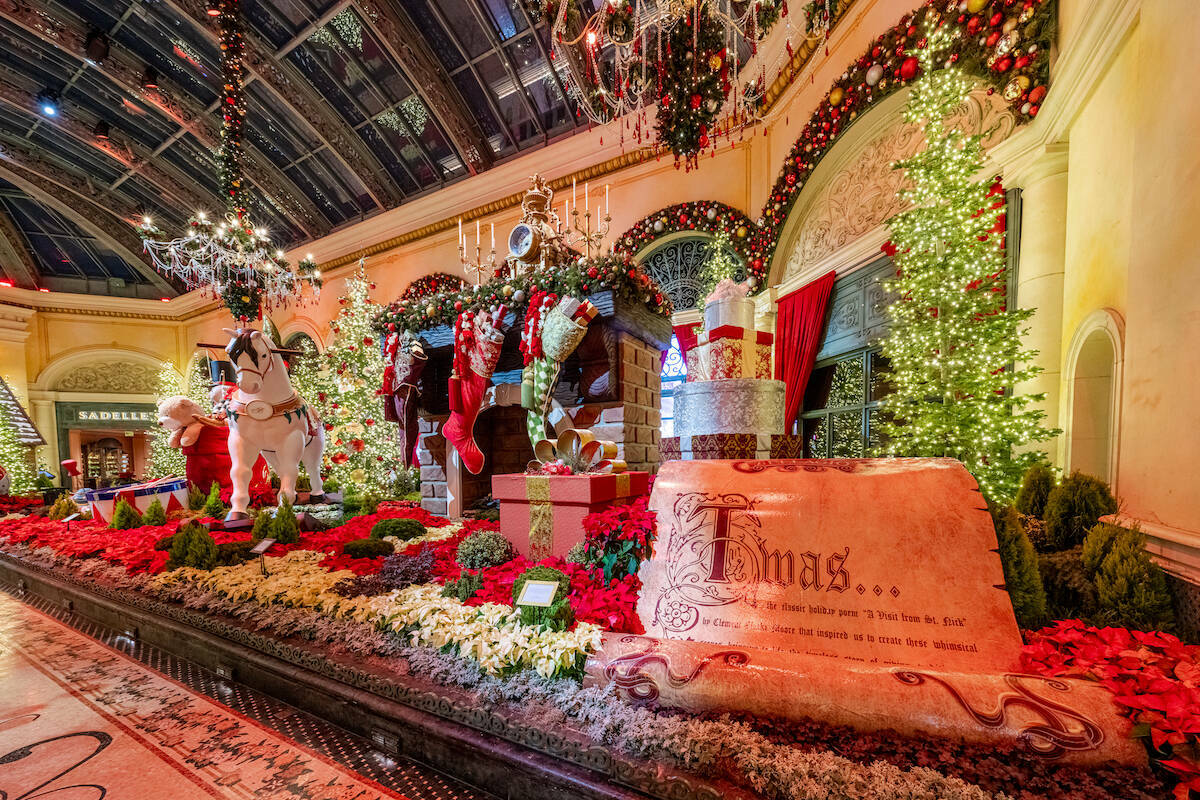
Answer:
[492,471,651,560]
[673,378,786,438]
[659,433,805,461]
[686,326,773,381]
[84,477,189,525]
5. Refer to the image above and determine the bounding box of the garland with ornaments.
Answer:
[400,272,467,302]
[614,201,760,282]
[747,0,1055,283]
[655,4,731,170]
[374,255,672,334]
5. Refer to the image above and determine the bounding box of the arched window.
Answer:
[659,335,688,437]
[642,236,744,312]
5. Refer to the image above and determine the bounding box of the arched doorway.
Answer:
[1065,310,1123,486]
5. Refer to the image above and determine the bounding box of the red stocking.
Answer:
[443,308,507,474]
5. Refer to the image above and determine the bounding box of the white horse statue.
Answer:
[217,327,325,521]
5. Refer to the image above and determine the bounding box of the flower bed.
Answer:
[1021,620,1200,796]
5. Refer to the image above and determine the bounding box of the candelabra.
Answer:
[559,180,611,260]
[458,219,500,285]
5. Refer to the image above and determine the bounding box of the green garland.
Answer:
[655,5,730,168]
[374,255,672,334]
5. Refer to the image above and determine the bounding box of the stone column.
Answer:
[1011,144,1069,465]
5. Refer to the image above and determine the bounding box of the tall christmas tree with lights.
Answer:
[315,265,395,490]
[876,23,1054,504]
[0,398,34,495]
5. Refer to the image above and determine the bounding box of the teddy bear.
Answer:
[156,396,209,448]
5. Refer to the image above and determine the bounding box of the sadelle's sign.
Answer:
[75,409,154,423]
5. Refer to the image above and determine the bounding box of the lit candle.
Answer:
[490,223,495,250]
[476,220,480,248]
[458,218,462,248]
[585,182,589,213]
[572,178,577,209]
[605,184,609,215]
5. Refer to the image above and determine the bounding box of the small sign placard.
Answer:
[515,579,559,608]
[63,513,81,523]
[250,538,276,555]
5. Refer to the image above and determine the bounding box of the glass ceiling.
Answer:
[0,0,584,280]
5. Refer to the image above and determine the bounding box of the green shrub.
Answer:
[47,494,79,521]
[187,482,207,511]
[1094,527,1176,632]
[270,497,300,545]
[251,509,273,542]
[441,571,484,603]
[167,522,217,571]
[343,538,395,559]
[456,530,515,569]
[201,482,226,519]
[141,498,167,527]
[216,540,257,566]
[1043,472,1117,550]
[1038,547,1098,621]
[370,517,425,541]
[296,474,311,492]
[565,542,589,565]
[512,566,574,630]
[323,477,340,493]
[1020,514,1050,552]
[993,506,1046,629]
[153,534,175,552]
[343,491,380,519]
[1014,464,1055,518]
[390,467,418,498]
[109,499,143,530]
[1081,522,1122,577]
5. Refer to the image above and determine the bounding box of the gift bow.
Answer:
[531,429,627,474]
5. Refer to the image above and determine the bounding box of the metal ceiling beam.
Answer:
[0,202,39,288]
[0,149,179,295]
[0,0,331,240]
[357,0,494,175]
[163,0,401,209]
[0,74,214,213]
[460,0,548,140]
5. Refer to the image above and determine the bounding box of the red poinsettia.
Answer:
[1021,619,1200,796]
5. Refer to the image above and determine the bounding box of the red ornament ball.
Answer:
[899,57,919,81]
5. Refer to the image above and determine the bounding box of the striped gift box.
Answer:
[83,477,189,525]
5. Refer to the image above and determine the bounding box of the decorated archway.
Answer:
[752,0,1055,286]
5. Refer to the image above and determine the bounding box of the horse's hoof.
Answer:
[307,493,325,504]
[224,511,251,522]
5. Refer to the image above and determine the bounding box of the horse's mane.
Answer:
[226,330,261,367]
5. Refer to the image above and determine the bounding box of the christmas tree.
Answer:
[146,355,211,479]
[876,24,1055,504]
[312,265,395,490]
[697,229,744,298]
[0,398,34,495]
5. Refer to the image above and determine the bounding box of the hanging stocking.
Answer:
[525,297,595,447]
[520,291,557,446]
[382,331,427,467]
[443,306,508,474]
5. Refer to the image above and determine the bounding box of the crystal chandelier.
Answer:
[139,0,320,319]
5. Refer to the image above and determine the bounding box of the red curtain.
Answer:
[774,271,836,433]
[664,322,701,368]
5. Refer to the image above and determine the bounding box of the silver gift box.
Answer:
[672,378,786,438]
[703,295,756,331]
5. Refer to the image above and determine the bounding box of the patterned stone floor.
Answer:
[0,582,493,800]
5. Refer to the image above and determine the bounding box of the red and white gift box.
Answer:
[686,325,773,381]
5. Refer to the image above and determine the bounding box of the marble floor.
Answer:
[0,585,492,800]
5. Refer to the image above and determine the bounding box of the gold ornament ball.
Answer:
[966,0,988,12]
[708,53,723,71]
[502,284,514,298]
[426,304,436,317]
[828,87,844,106]
[736,225,748,238]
